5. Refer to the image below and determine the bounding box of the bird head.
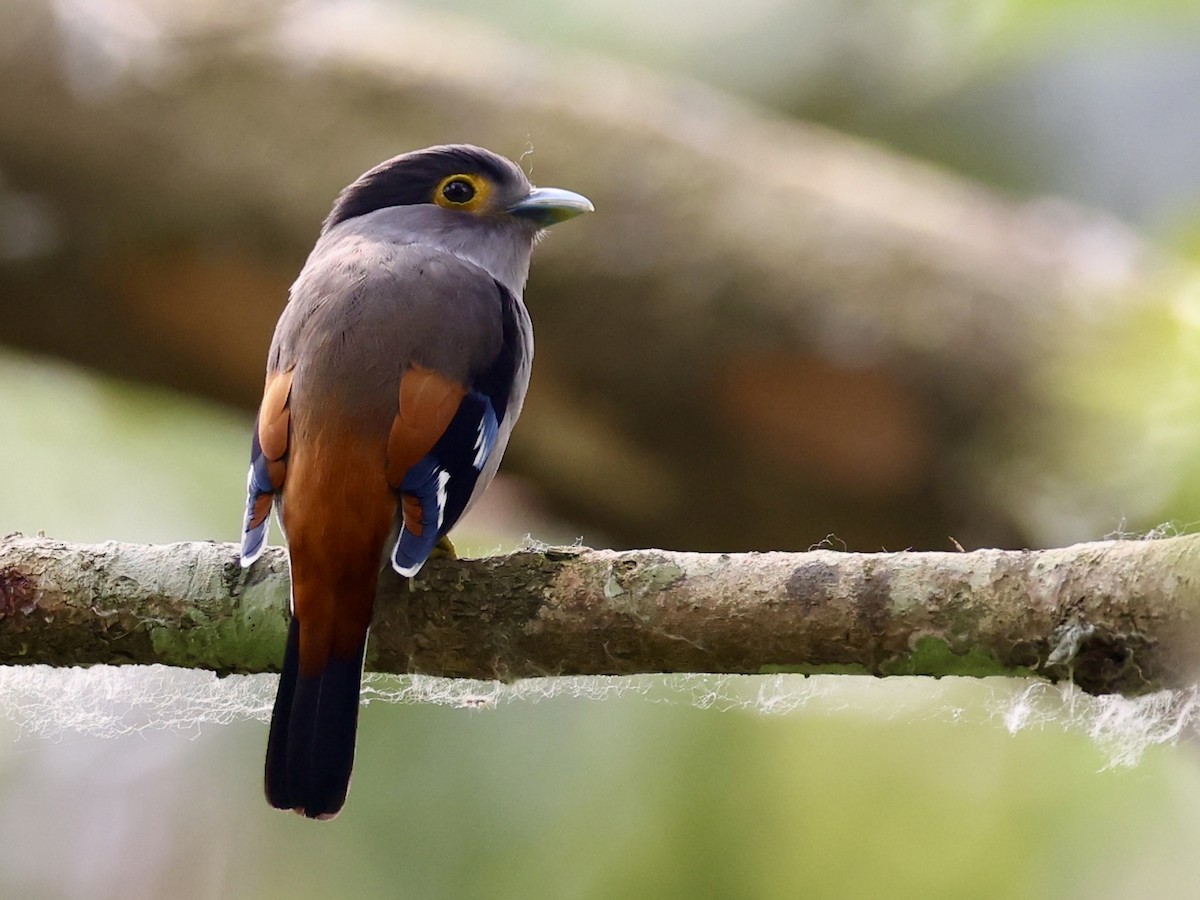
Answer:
[320,144,592,293]
[323,144,592,232]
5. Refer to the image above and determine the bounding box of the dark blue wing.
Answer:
[241,427,277,566]
[389,280,523,577]
[390,392,499,576]
[240,370,292,567]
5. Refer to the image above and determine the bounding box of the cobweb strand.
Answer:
[0,665,1195,769]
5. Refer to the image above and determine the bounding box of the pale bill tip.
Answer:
[508,187,594,226]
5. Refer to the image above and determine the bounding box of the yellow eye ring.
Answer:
[434,173,489,211]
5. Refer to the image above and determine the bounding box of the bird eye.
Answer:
[441,178,476,205]
[433,173,489,211]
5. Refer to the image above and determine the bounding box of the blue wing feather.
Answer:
[391,278,525,577]
[241,429,276,566]
[390,391,498,577]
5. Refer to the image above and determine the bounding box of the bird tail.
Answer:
[264,617,367,819]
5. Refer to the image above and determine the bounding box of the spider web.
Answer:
[0,664,1195,768]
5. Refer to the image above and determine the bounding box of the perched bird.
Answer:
[239,144,592,819]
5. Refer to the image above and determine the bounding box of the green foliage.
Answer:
[878,636,1035,680]
[1027,274,1200,536]
[0,350,246,544]
[191,693,1200,899]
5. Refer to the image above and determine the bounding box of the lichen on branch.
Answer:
[1,534,1198,696]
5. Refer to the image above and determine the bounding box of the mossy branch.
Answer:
[3,534,1199,696]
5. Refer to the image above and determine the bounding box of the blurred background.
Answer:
[5,0,1200,896]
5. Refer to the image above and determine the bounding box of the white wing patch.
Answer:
[473,405,500,471]
[435,468,451,530]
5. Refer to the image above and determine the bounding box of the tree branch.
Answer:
[3,534,1198,696]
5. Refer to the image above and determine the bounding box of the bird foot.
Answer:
[431,535,458,560]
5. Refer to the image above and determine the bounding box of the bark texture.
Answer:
[3,534,1199,697]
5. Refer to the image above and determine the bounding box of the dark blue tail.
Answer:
[265,618,366,819]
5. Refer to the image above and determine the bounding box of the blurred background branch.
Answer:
[4,0,1194,557]
[6,534,1199,697]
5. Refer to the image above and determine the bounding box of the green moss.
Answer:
[148,577,289,674]
[604,557,686,617]
[758,663,872,676]
[878,635,1035,679]
[641,559,685,592]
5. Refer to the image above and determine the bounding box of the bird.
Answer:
[238,144,592,819]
